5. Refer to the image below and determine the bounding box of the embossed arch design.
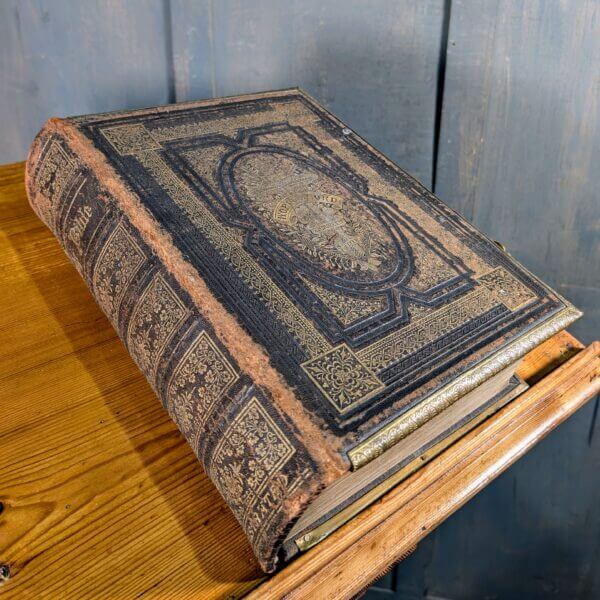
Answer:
[169,123,475,347]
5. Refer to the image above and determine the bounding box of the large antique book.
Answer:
[26,89,580,572]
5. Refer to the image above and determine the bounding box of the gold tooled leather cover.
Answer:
[26,89,580,570]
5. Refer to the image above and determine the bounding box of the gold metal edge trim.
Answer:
[348,305,582,469]
[296,378,529,551]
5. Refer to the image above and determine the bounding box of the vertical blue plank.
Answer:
[0,0,171,163]
[169,0,214,101]
[170,0,446,187]
[423,1,600,598]
[435,0,600,345]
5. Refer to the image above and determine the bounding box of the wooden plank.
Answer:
[416,387,600,600]
[169,0,214,102]
[0,0,171,164]
[429,2,600,597]
[170,0,446,187]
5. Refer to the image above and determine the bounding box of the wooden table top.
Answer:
[0,161,598,599]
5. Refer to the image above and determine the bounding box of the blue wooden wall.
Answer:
[1,1,598,597]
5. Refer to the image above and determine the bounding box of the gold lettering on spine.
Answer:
[60,176,90,273]
[67,204,92,252]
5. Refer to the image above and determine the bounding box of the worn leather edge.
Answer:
[67,87,304,123]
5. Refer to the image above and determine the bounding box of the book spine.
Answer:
[25,123,331,572]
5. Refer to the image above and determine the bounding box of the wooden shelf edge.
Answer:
[249,341,600,600]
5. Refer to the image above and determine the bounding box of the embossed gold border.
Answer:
[348,305,582,469]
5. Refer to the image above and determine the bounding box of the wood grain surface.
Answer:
[0,161,598,599]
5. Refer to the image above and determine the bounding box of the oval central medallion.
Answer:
[230,150,401,285]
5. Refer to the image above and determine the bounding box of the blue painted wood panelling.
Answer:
[435,0,600,347]
[0,0,172,163]
[170,0,446,187]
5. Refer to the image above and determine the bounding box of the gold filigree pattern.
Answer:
[92,222,145,320]
[36,139,77,209]
[166,330,238,437]
[66,203,92,255]
[235,152,398,283]
[136,149,330,358]
[182,145,230,191]
[210,397,295,546]
[357,288,498,370]
[477,267,537,311]
[302,277,387,326]
[101,124,161,155]
[257,129,324,163]
[302,344,384,412]
[150,100,313,141]
[406,232,461,291]
[127,273,191,379]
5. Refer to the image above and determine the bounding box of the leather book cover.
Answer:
[25,89,580,571]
